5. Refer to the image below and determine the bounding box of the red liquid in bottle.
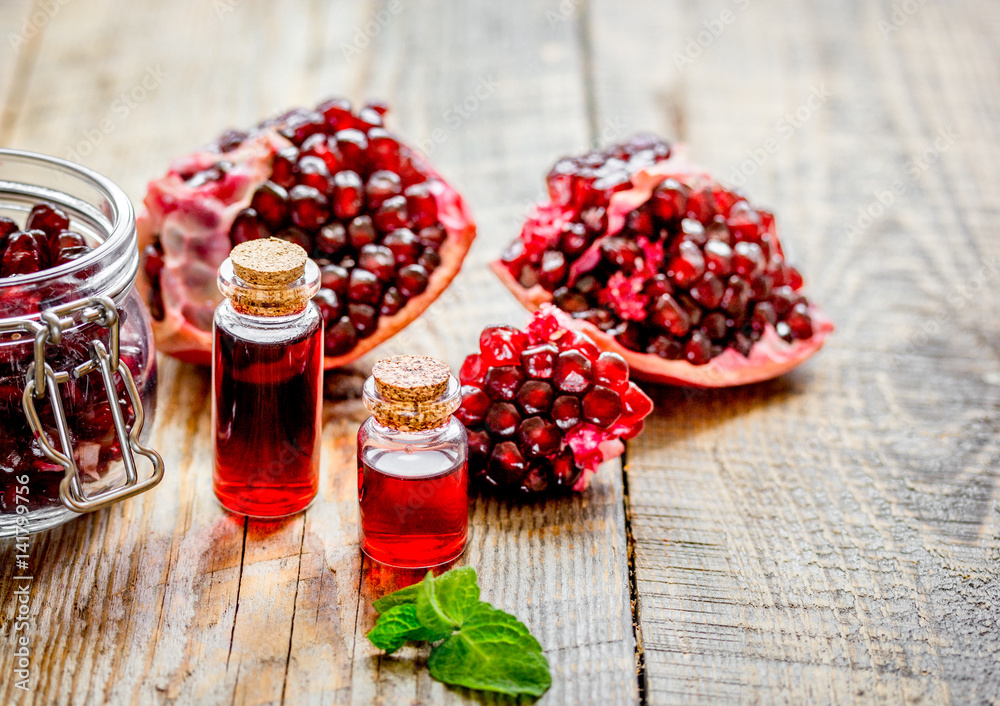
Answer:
[358,447,468,568]
[213,322,322,516]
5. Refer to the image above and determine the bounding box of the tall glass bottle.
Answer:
[212,237,323,517]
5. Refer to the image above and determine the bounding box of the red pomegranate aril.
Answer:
[288,185,330,230]
[689,272,725,309]
[348,302,378,337]
[345,215,377,250]
[380,287,405,316]
[25,203,70,237]
[666,240,705,287]
[313,288,343,326]
[685,187,716,222]
[489,441,527,485]
[460,353,487,385]
[335,129,368,170]
[553,349,592,394]
[733,241,765,279]
[485,402,521,437]
[538,250,568,291]
[751,301,778,333]
[347,268,382,305]
[727,201,762,241]
[483,365,525,402]
[480,325,528,366]
[516,380,554,415]
[230,208,270,246]
[651,292,691,336]
[582,385,622,428]
[142,243,164,282]
[320,263,349,296]
[365,170,402,209]
[731,331,754,357]
[357,108,384,129]
[750,273,772,300]
[300,134,343,173]
[559,223,590,258]
[651,178,689,221]
[403,182,437,230]
[601,236,641,273]
[551,448,582,488]
[785,302,814,339]
[356,244,395,282]
[552,287,589,313]
[417,247,441,272]
[382,228,420,266]
[2,248,41,276]
[721,276,752,319]
[520,342,557,379]
[680,218,707,247]
[280,110,325,145]
[557,328,601,360]
[366,128,400,172]
[276,226,312,253]
[704,240,733,276]
[296,156,332,193]
[517,416,561,458]
[706,220,732,245]
[316,222,348,257]
[467,429,492,475]
[593,351,629,392]
[418,225,446,248]
[318,97,353,129]
[395,264,428,298]
[621,383,654,423]
[250,182,289,230]
[770,286,799,316]
[784,265,804,291]
[684,330,712,365]
[550,394,582,431]
[456,385,491,426]
[373,195,408,233]
[700,311,728,340]
[325,315,357,355]
[332,170,364,220]
[646,334,684,359]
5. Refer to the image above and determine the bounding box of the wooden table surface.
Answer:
[2,1,999,704]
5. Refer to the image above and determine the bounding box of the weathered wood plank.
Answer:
[589,0,1000,703]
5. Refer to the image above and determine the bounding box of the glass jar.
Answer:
[358,356,468,568]
[0,149,163,537]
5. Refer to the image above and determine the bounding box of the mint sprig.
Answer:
[367,567,552,699]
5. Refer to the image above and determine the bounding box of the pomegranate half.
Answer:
[137,99,476,368]
[492,136,832,387]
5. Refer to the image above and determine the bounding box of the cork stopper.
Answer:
[364,356,461,432]
[231,238,306,286]
[219,238,318,317]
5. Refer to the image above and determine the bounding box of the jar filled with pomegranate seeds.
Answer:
[0,149,163,536]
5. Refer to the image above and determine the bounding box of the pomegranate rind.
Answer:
[137,129,476,368]
[492,149,833,388]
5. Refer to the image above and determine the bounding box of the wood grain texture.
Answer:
[589,0,1000,703]
[0,0,638,704]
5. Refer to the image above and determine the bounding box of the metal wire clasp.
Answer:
[17,295,163,513]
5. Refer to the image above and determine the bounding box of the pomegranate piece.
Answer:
[457,306,652,496]
[491,136,832,386]
[136,98,476,368]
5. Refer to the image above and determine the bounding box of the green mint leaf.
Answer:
[367,604,450,655]
[372,578,425,613]
[415,566,480,633]
[428,602,551,697]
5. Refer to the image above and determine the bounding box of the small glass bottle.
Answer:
[358,355,468,568]
[212,237,323,517]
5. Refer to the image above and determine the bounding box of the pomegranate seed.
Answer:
[320,264,349,296]
[516,380,554,415]
[315,222,348,257]
[347,268,382,305]
[689,272,725,309]
[650,178,689,221]
[269,147,299,189]
[621,383,654,424]
[288,185,329,230]
[784,265,804,290]
[582,385,623,428]
[685,187,716,222]
[721,276,752,320]
[785,302,813,339]
[366,128,400,172]
[700,311,728,340]
[357,244,395,282]
[751,301,777,332]
[706,220,732,245]
[552,287,589,313]
[483,365,525,402]
[331,170,364,220]
[365,170,402,209]
[276,226,311,253]
[335,129,368,170]
[300,134,343,173]
[551,448,582,488]
[538,250,568,291]
[489,441,527,485]
[348,302,378,337]
[733,241,765,279]
[26,203,70,237]
[395,264,429,298]
[373,195,408,232]
[313,289,343,326]
[666,240,705,287]
[2,248,41,276]
[727,201,762,241]
[486,402,521,437]
[646,334,683,359]
[250,182,289,230]
[0,217,18,246]
[460,353,487,385]
[684,331,712,365]
[520,343,558,379]
[517,416,561,457]
[142,243,164,284]
[593,351,629,392]
[553,350,592,394]
[480,325,528,366]
[280,110,325,145]
[230,208,270,246]
[418,247,441,272]
[650,293,690,336]
[401,182,437,231]
[348,215,378,249]
[456,386,491,426]
[559,223,590,258]
[383,228,420,266]
[318,97,353,129]
[680,218,707,247]
[550,395,582,431]
[325,315,357,355]
[601,236,641,273]
[380,287,406,316]
[704,240,732,276]
[770,286,800,316]
[418,225,446,248]
[467,429,492,475]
